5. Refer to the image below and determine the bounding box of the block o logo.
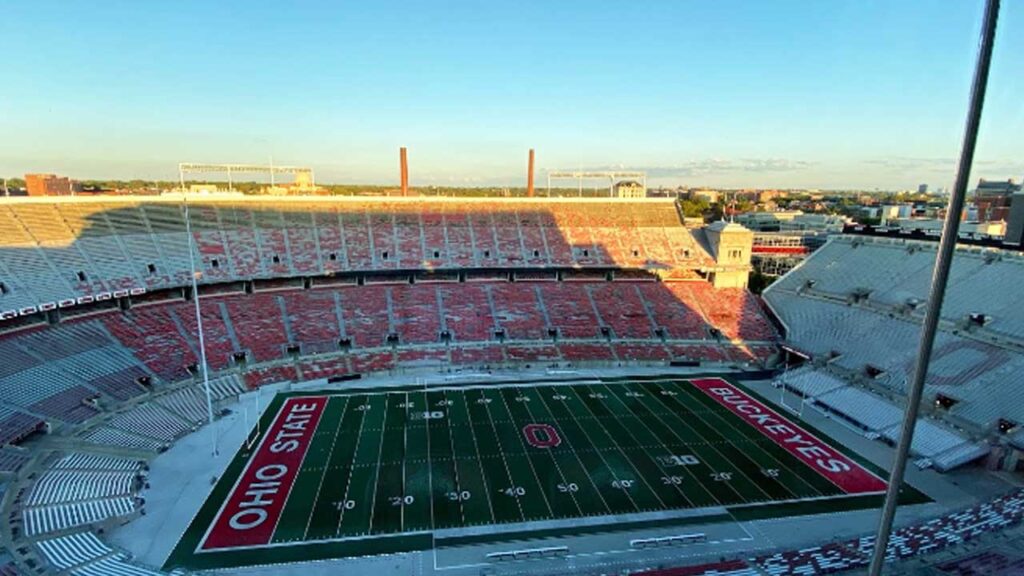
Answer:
[523,423,561,449]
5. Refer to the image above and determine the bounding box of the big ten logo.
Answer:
[522,423,561,449]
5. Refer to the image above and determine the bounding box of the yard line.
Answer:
[493,387,560,517]
[401,392,409,532]
[334,396,371,536]
[438,390,471,526]
[626,383,746,503]
[592,384,699,508]
[301,396,350,540]
[534,385,640,514]
[601,384,720,506]
[457,389,512,522]
[472,389,531,520]
[646,381,774,502]
[524,387,614,516]
[515,387,587,515]
[668,380,825,499]
[563,385,668,511]
[420,392,438,530]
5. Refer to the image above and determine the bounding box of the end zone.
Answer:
[199,396,328,551]
[690,378,887,494]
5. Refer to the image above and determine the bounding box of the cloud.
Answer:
[862,157,1024,176]
[559,158,815,179]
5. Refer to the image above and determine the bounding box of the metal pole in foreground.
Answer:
[184,199,220,457]
[867,1,999,573]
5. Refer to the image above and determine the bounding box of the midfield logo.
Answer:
[523,423,562,448]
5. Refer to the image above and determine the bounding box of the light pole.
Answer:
[183,197,219,457]
[867,1,999,573]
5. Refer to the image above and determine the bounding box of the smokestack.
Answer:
[400,147,409,196]
[527,149,535,198]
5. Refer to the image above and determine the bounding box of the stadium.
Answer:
[0,194,1022,576]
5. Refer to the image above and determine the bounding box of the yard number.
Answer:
[659,455,700,467]
[551,394,569,401]
[503,486,526,497]
[334,500,356,511]
[761,468,780,478]
[390,495,415,506]
[476,397,492,405]
[447,490,472,502]
[661,476,684,485]
[612,479,634,490]
[557,483,579,493]
[711,472,733,482]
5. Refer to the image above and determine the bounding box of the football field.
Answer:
[167,376,897,571]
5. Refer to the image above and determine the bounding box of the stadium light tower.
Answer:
[182,197,220,457]
[868,0,999,573]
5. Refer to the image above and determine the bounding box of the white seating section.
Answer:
[766,238,1024,446]
[23,497,136,536]
[36,531,112,569]
[28,471,137,506]
[813,387,904,432]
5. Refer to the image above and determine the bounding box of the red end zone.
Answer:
[200,396,328,551]
[690,378,887,494]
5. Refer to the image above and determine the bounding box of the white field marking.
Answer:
[533,385,639,514]
[515,388,586,516]
[600,384,719,506]
[617,384,732,506]
[401,393,409,532]
[493,388,557,518]
[642,381,774,502]
[454,389,498,524]
[420,391,437,531]
[366,394,393,534]
[667,380,824,500]
[431,532,756,571]
[473,389,527,522]
[436,389,469,527]
[334,394,372,536]
[195,396,310,553]
[301,396,351,540]
[564,385,668,510]
[592,384,698,508]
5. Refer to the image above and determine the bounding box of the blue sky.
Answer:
[1,1,1021,189]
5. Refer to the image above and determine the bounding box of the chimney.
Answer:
[400,147,409,196]
[527,148,535,198]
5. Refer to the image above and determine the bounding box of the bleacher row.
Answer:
[11,452,145,538]
[32,531,161,575]
[96,281,775,382]
[779,235,1024,342]
[0,198,712,312]
[765,284,1024,444]
[750,489,1024,575]
[774,367,988,471]
[79,375,245,452]
[0,278,777,444]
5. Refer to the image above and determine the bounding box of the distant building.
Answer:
[1004,193,1024,247]
[25,173,80,197]
[880,204,913,225]
[613,180,645,199]
[918,184,929,194]
[689,189,720,203]
[974,178,1021,221]
[735,210,802,231]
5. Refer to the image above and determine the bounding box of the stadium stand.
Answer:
[749,489,1024,575]
[765,235,1024,470]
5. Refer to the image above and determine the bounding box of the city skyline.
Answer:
[1,1,1022,189]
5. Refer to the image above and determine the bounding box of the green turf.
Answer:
[166,375,923,571]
